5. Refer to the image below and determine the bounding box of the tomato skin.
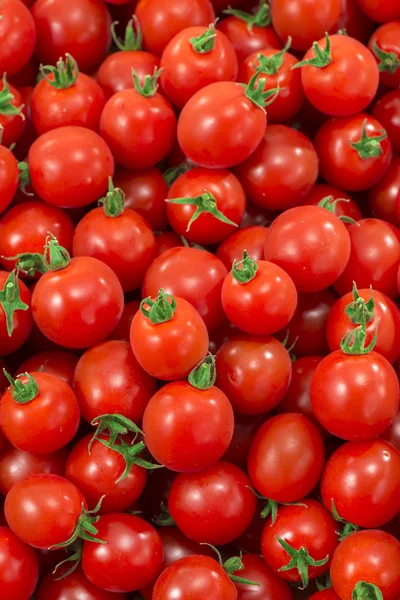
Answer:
[37,566,126,600]
[108,300,140,341]
[235,125,318,212]
[169,460,256,545]
[218,17,282,64]
[248,414,325,502]
[178,82,267,169]
[28,127,114,208]
[0,146,18,216]
[372,90,400,155]
[309,590,341,600]
[32,0,111,72]
[303,186,361,224]
[0,0,35,76]
[82,513,163,593]
[357,0,400,23]
[16,350,78,386]
[216,226,268,271]
[368,22,400,89]
[215,335,292,415]
[321,439,400,527]
[233,553,292,600]
[74,340,155,424]
[382,407,400,451]
[0,82,26,147]
[223,414,265,469]
[0,271,33,356]
[160,26,238,110]
[0,526,39,600]
[334,0,374,43]
[369,157,400,230]
[331,530,400,600]
[97,50,159,99]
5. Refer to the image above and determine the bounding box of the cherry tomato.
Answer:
[308,590,341,600]
[16,350,78,386]
[372,90,400,155]
[216,226,268,271]
[233,553,293,600]
[0,77,26,146]
[334,0,374,43]
[108,300,140,342]
[0,526,38,600]
[0,145,18,216]
[0,0,35,76]
[37,566,126,600]
[303,185,361,225]
[0,270,33,356]
[382,407,400,452]
[368,21,400,90]
[357,0,400,23]
[369,156,400,227]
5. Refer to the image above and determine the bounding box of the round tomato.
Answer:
[0,145,18,216]
[368,157,400,227]
[0,270,33,356]
[357,0,400,23]
[302,183,362,224]
[372,90,400,155]
[0,526,38,600]
[216,226,268,271]
[16,350,78,386]
[334,0,374,43]
[0,76,26,146]
[368,21,400,90]
[233,553,292,600]
[37,566,126,600]
[0,0,35,75]
[382,407,400,452]
[309,589,341,600]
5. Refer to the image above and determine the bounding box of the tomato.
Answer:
[357,0,400,23]
[160,25,238,110]
[142,247,228,331]
[309,590,341,600]
[314,114,392,191]
[28,126,114,208]
[368,157,400,227]
[235,125,319,212]
[215,334,292,415]
[333,219,400,299]
[372,90,400,155]
[0,76,26,146]
[37,566,126,600]
[0,0,35,76]
[331,530,400,600]
[82,513,163,593]
[135,0,215,56]
[321,438,400,527]
[32,0,111,72]
[334,0,374,43]
[248,414,325,502]
[216,226,268,271]
[233,553,292,600]
[108,300,140,342]
[368,22,400,90]
[0,145,18,216]
[169,460,256,545]
[0,526,38,600]
[74,340,156,424]
[154,231,183,256]
[221,256,298,335]
[0,270,33,356]
[382,407,400,452]
[16,350,78,386]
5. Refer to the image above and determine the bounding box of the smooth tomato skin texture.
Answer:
[357,0,400,22]
[233,554,293,600]
[178,81,266,169]
[327,288,400,363]
[168,461,256,545]
[321,439,400,527]
[37,567,126,600]
[382,407,400,452]
[330,530,400,600]
[302,183,362,224]
[235,125,319,212]
[108,300,140,342]
[264,205,351,293]
[142,247,228,331]
[334,0,375,43]
[216,226,268,271]
[5,474,86,549]
[32,0,111,72]
[261,500,338,584]
[215,335,292,415]
[16,350,79,386]
[0,526,39,600]
[368,22,400,89]
[223,414,265,470]
[0,146,18,215]
[74,340,155,424]
[0,82,26,147]
[32,257,124,349]
[73,206,156,292]
[368,157,400,227]
[82,514,163,593]
[143,381,234,472]
[160,26,238,109]
[333,218,400,299]
[0,0,35,75]
[0,272,33,356]
[314,114,393,191]
[28,127,114,208]
[217,17,282,64]
[248,414,325,502]
[308,590,341,600]
[372,90,400,154]
[97,50,160,99]
[221,260,298,335]
[152,555,237,600]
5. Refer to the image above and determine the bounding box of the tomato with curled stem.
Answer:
[372,90,400,155]
[16,350,78,386]
[0,270,33,356]
[302,184,361,223]
[216,226,268,271]
[0,0,36,76]
[0,526,39,600]
[368,21,400,90]
[37,566,126,600]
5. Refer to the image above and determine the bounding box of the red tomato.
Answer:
[0,0,35,73]
[368,21,400,90]
[0,145,18,216]
[216,226,268,271]
[37,567,126,600]
[382,407,400,452]
[372,90,400,155]
[248,414,325,502]
[154,231,183,256]
[108,300,140,342]
[235,125,318,212]
[368,157,400,227]
[321,438,400,527]
[309,590,341,600]
[303,184,361,223]
[357,0,400,23]
[0,77,26,146]
[334,0,374,43]
[16,350,78,386]
[0,526,38,600]
[233,553,293,600]
[0,270,33,356]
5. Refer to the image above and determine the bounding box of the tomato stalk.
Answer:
[242,72,280,110]
[0,74,25,119]
[49,497,106,549]
[0,270,29,336]
[318,195,358,225]
[163,162,193,186]
[248,488,305,525]
[371,41,400,75]
[111,15,142,52]
[189,23,217,54]
[140,288,176,324]
[166,190,239,231]
[132,66,163,97]
[281,330,298,362]
[293,32,333,69]
[5,233,70,276]
[352,581,383,600]
[277,537,329,589]
[40,54,79,89]
[3,370,38,404]
[152,502,176,527]
[330,499,359,542]
[98,177,125,218]
[188,352,216,390]
[350,119,388,159]
[340,282,379,355]
[256,37,292,76]
[232,250,258,284]
[223,0,271,31]
[202,544,260,587]
[17,161,32,195]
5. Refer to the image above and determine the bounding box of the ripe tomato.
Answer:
[302,184,361,224]
[334,0,374,43]
[16,350,78,386]
[0,145,18,216]
[0,526,38,600]
[382,407,400,452]
[356,0,400,23]
[0,0,35,76]
[0,76,26,146]
[0,270,33,356]
[368,157,400,227]
[368,21,400,90]
[37,567,126,600]
[216,226,268,271]
[372,90,400,155]
[233,553,292,600]
[309,589,341,600]
[108,300,140,342]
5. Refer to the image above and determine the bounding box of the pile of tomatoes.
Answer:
[1,0,400,598]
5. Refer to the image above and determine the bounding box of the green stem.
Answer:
[201,544,260,587]
[49,497,106,549]
[189,23,216,54]
[111,15,142,51]
[132,66,163,97]
[371,41,400,75]
[0,270,29,336]
[256,37,292,75]
[44,234,71,271]
[0,74,25,119]
[4,370,39,404]
[352,582,383,600]
[98,178,125,218]
[277,537,329,590]
[163,162,193,186]
[350,119,387,159]
[152,503,175,527]
[248,488,305,525]
[340,282,378,355]
[232,250,258,284]
[40,54,79,89]
[140,288,176,324]
[18,161,32,196]
[242,71,279,110]
[166,190,238,231]
[292,32,332,69]
[317,195,357,225]
[188,353,216,390]
[223,0,271,31]
[330,499,360,542]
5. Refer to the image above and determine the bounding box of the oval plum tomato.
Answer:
[372,90,400,155]
[73,182,156,292]
[309,590,341,600]
[382,407,400,452]
[216,226,268,271]
[160,24,238,110]
[0,270,33,356]
[327,288,400,363]
[302,184,361,224]
[0,76,26,147]
[130,291,209,380]
[215,334,292,415]
[368,157,400,227]
[31,54,106,135]
[331,530,400,600]
[82,513,163,593]
[135,0,215,56]
[169,460,256,545]
[333,218,400,299]
[16,350,78,386]
[261,500,338,588]
[314,114,392,191]
[321,438,400,527]
[264,204,351,293]
[0,145,18,216]
[368,21,400,90]
[108,300,140,341]
[74,340,156,424]
[0,0,35,76]
[221,254,298,335]
[5,473,87,549]
[0,526,38,600]
[235,125,318,212]
[271,0,341,51]
[297,34,379,117]
[142,247,227,331]
[28,126,114,208]
[32,0,111,72]
[357,0,400,23]
[37,567,126,600]
[233,553,293,600]
[166,168,245,245]
[248,414,325,502]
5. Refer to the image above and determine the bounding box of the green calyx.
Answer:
[224,0,271,31]
[249,489,305,525]
[166,190,238,231]
[111,15,142,51]
[132,66,162,97]
[371,41,400,76]
[4,233,70,276]
[4,370,39,404]
[188,353,216,390]
[281,330,298,362]
[277,537,329,590]
[52,540,83,581]
[352,582,383,600]
[202,544,260,587]
[140,288,176,324]
[232,250,258,284]
[316,573,332,591]
[331,500,359,542]
[190,22,217,54]
[340,282,378,355]
[0,270,29,336]
[317,195,357,225]
[0,73,25,119]
[293,32,332,70]
[98,178,125,218]
[350,119,387,159]
[40,54,79,89]
[163,162,193,187]
[18,161,32,195]
[243,71,280,110]
[152,502,176,527]
[49,497,106,550]
[256,37,292,76]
